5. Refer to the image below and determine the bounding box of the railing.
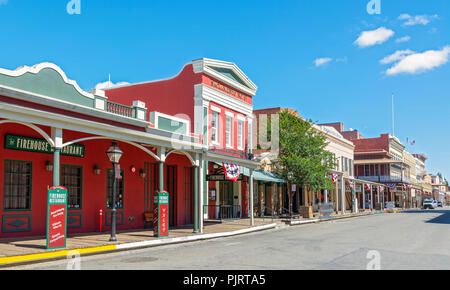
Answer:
[356,176,411,184]
[106,101,135,118]
[204,205,241,220]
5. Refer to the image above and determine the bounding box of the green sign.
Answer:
[5,134,85,158]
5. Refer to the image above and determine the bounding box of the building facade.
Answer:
[104,58,259,222]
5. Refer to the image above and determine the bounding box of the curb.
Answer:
[0,223,277,268]
[288,212,379,226]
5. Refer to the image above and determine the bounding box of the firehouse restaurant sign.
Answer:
[153,191,169,238]
[5,134,85,157]
[46,186,68,249]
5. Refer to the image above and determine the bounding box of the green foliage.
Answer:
[274,110,336,191]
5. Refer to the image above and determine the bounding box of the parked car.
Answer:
[437,201,443,207]
[423,200,438,209]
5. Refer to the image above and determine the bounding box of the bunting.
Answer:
[331,173,338,184]
[222,162,241,182]
[386,183,397,190]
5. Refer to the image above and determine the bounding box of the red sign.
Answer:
[46,186,68,249]
[153,191,169,237]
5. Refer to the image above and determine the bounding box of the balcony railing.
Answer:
[356,176,411,184]
[106,101,135,118]
[204,205,241,220]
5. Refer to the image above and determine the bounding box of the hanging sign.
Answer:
[5,134,85,158]
[46,186,68,249]
[222,162,241,182]
[153,191,169,238]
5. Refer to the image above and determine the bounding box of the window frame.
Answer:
[225,114,233,148]
[211,111,219,145]
[60,164,83,210]
[3,159,32,211]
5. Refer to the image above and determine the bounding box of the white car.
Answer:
[423,200,438,209]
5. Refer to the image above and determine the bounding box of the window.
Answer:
[3,160,32,210]
[61,165,82,209]
[237,120,244,150]
[374,164,379,176]
[364,165,370,176]
[349,159,353,176]
[225,115,233,147]
[344,157,348,172]
[211,111,219,144]
[107,168,124,209]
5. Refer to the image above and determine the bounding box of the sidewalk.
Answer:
[0,219,280,267]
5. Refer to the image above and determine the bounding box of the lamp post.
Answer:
[106,141,123,242]
[287,172,293,218]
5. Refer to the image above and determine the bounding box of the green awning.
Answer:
[211,162,285,183]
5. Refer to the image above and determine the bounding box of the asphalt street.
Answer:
[7,207,450,270]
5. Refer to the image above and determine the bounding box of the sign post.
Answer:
[153,191,169,238]
[46,186,68,249]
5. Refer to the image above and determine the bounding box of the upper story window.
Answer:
[225,113,233,148]
[237,120,244,150]
[364,165,370,176]
[211,111,219,144]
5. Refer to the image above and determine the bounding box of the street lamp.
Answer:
[106,141,123,242]
[287,172,293,218]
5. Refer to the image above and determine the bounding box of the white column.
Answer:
[249,169,254,226]
[335,181,339,212]
[341,176,345,215]
[362,183,366,210]
[370,185,373,210]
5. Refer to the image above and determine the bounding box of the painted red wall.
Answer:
[105,64,200,134]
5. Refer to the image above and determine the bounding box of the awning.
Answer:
[212,162,285,183]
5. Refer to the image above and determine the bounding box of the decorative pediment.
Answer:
[0,63,95,107]
[192,58,257,96]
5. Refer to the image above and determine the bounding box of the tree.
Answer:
[274,110,336,192]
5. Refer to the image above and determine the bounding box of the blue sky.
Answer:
[1,0,449,179]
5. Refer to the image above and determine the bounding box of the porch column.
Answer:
[158,147,165,193]
[324,189,328,203]
[51,128,63,186]
[370,186,373,210]
[249,169,254,226]
[341,176,345,215]
[362,184,366,210]
[193,156,199,234]
[335,181,339,213]
[199,155,204,233]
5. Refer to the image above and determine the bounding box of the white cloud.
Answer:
[95,80,130,90]
[396,36,411,43]
[314,58,333,67]
[354,27,395,48]
[385,46,450,76]
[0,0,8,6]
[398,14,439,26]
[380,49,415,64]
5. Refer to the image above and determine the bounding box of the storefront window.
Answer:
[61,165,82,209]
[106,168,124,209]
[3,160,32,210]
